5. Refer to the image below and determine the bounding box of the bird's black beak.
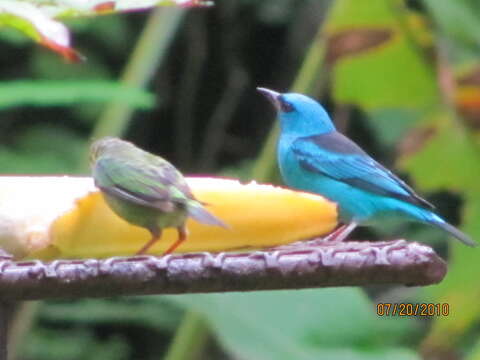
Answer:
[257,87,281,111]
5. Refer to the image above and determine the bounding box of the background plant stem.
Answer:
[8,302,39,360]
[79,7,186,171]
[163,312,210,360]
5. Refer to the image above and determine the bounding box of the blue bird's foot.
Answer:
[323,222,358,243]
[268,222,358,251]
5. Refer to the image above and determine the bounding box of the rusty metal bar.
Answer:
[0,240,446,301]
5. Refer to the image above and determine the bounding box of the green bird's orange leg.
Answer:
[137,228,162,255]
[163,226,188,255]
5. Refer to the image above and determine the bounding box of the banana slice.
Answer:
[0,176,337,259]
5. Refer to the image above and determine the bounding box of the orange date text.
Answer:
[376,303,449,317]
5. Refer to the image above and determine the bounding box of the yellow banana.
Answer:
[0,176,337,260]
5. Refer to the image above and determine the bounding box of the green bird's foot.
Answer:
[137,228,162,255]
[163,226,188,255]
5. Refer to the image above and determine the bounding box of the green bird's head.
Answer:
[90,137,133,164]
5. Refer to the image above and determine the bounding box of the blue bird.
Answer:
[257,87,476,247]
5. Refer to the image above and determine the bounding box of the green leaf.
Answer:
[0,0,211,60]
[326,0,438,112]
[0,80,154,110]
[399,110,480,352]
[420,196,480,353]
[168,289,419,360]
[422,0,480,63]
[0,1,78,61]
[399,112,480,192]
[21,327,130,360]
[465,335,480,360]
[0,125,86,173]
[368,108,420,146]
[40,298,182,331]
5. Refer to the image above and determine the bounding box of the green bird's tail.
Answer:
[188,202,228,228]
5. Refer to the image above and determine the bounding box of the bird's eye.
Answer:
[279,98,295,113]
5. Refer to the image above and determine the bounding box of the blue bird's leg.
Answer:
[273,221,359,250]
[323,222,358,243]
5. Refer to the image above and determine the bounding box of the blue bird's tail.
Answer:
[426,213,476,247]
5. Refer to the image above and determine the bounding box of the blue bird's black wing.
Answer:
[292,132,435,210]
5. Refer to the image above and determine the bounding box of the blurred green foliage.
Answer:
[0,81,154,110]
[1,0,480,359]
[170,289,419,360]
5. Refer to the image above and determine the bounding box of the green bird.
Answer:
[90,137,226,255]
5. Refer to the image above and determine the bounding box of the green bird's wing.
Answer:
[93,156,193,212]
